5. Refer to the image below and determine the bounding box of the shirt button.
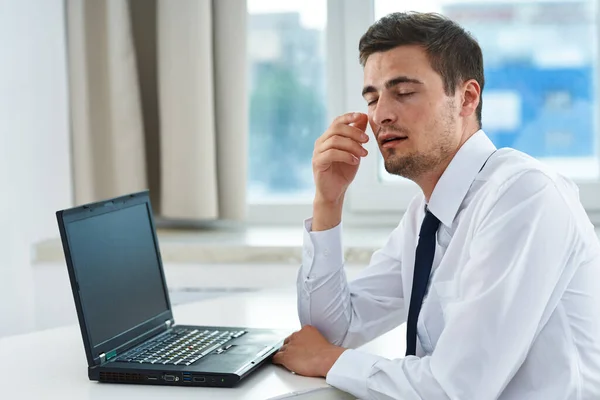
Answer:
[323,249,330,257]
[305,249,312,257]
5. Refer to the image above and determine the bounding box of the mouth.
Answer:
[380,136,408,148]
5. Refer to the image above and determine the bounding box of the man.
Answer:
[272,11,600,400]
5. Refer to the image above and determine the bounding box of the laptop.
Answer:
[56,190,288,387]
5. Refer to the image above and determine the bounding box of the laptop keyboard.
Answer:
[115,327,246,366]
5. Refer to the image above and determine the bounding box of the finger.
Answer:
[286,332,298,344]
[318,135,368,159]
[313,149,359,171]
[318,124,369,148]
[272,351,283,365]
[332,112,367,126]
[316,113,369,145]
[350,113,369,132]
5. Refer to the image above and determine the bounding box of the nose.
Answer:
[371,93,398,127]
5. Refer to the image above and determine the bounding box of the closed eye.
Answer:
[366,92,414,106]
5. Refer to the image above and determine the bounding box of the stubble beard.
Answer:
[383,100,457,181]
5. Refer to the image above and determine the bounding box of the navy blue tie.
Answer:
[406,210,440,356]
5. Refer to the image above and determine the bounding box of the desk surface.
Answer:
[0,289,405,399]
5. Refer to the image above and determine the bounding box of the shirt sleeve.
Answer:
[326,171,578,399]
[297,218,406,348]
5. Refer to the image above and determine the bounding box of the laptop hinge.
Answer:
[98,349,117,364]
[166,320,173,329]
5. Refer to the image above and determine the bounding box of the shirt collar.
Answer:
[427,130,497,228]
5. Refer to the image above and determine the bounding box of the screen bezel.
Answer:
[56,191,174,367]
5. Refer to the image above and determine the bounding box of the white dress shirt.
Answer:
[298,130,600,399]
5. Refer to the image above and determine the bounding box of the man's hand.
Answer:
[312,112,369,231]
[272,325,347,378]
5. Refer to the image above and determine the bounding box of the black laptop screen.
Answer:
[66,203,169,347]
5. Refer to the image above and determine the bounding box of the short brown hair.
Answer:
[359,12,484,126]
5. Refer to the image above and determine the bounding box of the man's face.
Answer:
[362,45,461,180]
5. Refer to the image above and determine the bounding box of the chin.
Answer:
[384,159,406,176]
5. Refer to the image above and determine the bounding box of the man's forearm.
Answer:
[298,212,351,346]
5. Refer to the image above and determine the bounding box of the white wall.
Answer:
[0,0,72,336]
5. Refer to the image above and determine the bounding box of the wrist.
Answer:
[319,346,346,377]
[312,195,344,232]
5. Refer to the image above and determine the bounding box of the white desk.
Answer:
[0,289,405,399]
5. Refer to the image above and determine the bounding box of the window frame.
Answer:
[247,0,600,226]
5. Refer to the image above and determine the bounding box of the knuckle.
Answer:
[330,123,344,135]
[334,113,349,123]
[315,135,323,147]
[321,148,334,158]
[329,135,341,146]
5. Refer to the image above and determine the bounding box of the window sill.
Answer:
[33,226,392,265]
[33,224,600,265]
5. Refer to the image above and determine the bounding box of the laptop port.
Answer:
[147,376,158,381]
[192,376,206,383]
[163,374,178,382]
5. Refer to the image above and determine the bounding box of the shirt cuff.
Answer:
[302,217,344,278]
[326,349,384,399]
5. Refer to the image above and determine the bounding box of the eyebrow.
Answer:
[362,76,424,97]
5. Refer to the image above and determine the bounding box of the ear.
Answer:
[459,79,481,120]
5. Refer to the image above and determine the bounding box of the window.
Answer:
[349,0,600,213]
[247,0,327,203]
[247,0,600,223]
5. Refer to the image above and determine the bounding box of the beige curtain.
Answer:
[66,0,247,221]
